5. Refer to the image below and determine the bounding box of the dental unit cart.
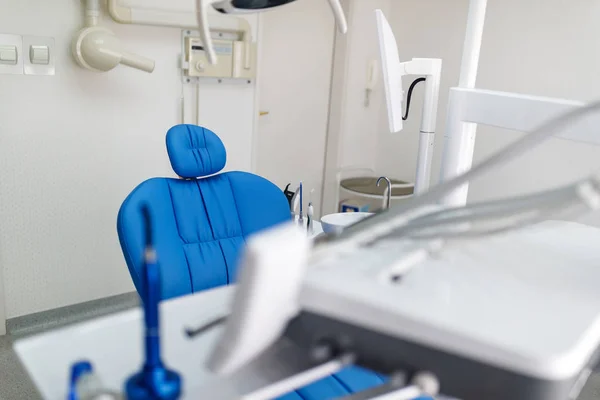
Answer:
[287,221,600,400]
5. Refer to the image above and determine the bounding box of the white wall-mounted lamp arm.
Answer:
[84,0,101,27]
[72,0,155,73]
[399,58,443,194]
[72,27,155,73]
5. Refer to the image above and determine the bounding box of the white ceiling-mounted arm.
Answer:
[326,0,348,34]
[196,0,348,65]
[196,0,220,65]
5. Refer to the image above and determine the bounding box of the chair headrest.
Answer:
[166,125,227,178]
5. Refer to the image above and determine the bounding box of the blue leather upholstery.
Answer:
[117,124,387,399]
[118,172,291,298]
[166,125,227,178]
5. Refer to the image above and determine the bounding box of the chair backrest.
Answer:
[117,125,290,300]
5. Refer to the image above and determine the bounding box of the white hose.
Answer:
[389,176,599,239]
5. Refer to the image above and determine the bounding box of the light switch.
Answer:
[23,36,54,75]
[29,45,49,65]
[0,45,17,65]
[0,34,23,74]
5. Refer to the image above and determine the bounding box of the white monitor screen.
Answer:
[375,9,404,133]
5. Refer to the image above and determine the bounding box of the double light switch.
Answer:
[0,34,54,75]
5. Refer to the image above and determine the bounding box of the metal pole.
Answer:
[438,0,488,206]
[415,59,442,194]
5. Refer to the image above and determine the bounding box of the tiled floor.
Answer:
[0,334,40,400]
[1,294,599,399]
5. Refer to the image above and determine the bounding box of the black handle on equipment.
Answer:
[284,183,295,208]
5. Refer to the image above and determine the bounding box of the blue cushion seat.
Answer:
[117,124,387,399]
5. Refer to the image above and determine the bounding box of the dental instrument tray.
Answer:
[287,220,600,400]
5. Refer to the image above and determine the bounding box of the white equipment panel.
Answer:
[297,220,600,400]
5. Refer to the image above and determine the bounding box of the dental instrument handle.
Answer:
[138,205,163,368]
[143,240,160,367]
[308,203,314,234]
[299,182,304,223]
[69,361,93,400]
[125,205,181,400]
[69,361,122,400]
[291,186,301,221]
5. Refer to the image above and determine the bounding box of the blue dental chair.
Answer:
[117,124,386,399]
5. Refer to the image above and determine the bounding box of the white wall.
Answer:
[254,0,336,219]
[376,0,600,223]
[337,0,391,170]
[0,0,257,319]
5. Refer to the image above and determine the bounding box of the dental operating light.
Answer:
[196,0,348,65]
